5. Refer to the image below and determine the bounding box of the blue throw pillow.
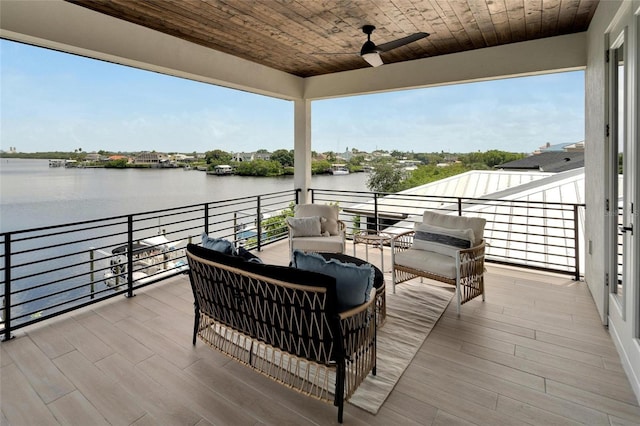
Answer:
[201,233,236,255]
[292,250,374,311]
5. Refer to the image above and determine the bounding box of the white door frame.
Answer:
[606,1,640,402]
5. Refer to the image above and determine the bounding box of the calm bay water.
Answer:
[0,158,370,324]
[0,158,369,233]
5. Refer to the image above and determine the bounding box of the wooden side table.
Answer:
[353,230,391,273]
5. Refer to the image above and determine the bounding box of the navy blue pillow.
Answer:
[237,247,263,264]
[201,233,236,255]
[292,250,374,311]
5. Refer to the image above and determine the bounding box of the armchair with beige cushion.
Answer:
[287,204,346,255]
[391,210,486,314]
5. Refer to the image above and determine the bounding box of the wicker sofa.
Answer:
[185,244,377,423]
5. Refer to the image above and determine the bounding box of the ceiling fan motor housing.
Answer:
[361,25,379,55]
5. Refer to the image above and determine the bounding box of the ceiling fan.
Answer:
[358,25,429,67]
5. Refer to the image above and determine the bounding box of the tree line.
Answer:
[366,150,526,193]
[2,148,525,183]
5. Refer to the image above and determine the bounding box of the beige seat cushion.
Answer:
[291,235,345,253]
[422,210,486,242]
[394,248,456,280]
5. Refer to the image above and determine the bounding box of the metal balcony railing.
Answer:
[309,188,586,280]
[1,186,587,341]
[1,190,299,340]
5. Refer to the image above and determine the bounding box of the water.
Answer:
[0,158,370,326]
[0,159,369,233]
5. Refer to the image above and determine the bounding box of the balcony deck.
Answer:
[2,240,640,425]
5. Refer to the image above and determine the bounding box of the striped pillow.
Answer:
[412,223,475,258]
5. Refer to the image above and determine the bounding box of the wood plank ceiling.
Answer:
[66,0,599,78]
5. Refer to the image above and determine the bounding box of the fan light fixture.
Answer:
[361,52,383,67]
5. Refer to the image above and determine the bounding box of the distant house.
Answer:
[497,151,584,173]
[172,153,196,162]
[84,152,103,162]
[253,152,271,161]
[107,155,131,163]
[533,141,585,154]
[134,152,169,166]
[232,152,252,162]
[564,141,585,152]
[397,160,422,170]
[339,150,354,161]
[232,151,271,162]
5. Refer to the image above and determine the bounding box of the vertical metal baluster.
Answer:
[90,248,95,300]
[2,235,12,341]
[126,215,134,298]
[374,193,379,233]
[204,203,209,235]
[574,204,581,281]
[256,196,262,251]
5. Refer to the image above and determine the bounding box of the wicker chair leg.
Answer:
[335,362,345,423]
[192,307,200,345]
[391,266,397,294]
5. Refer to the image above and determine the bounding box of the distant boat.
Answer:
[330,164,349,175]
[213,164,234,175]
[101,235,188,289]
[49,159,77,168]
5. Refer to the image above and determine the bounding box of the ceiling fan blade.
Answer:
[376,32,429,53]
[312,52,356,55]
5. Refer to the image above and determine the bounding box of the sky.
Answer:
[1,39,585,155]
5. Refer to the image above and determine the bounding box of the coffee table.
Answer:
[318,252,386,325]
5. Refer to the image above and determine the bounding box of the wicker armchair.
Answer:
[391,210,486,314]
[287,204,346,255]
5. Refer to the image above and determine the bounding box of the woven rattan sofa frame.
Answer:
[391,232,486,314]
[186,247,377,423]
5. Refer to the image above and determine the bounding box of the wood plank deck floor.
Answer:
[2,241,640,425]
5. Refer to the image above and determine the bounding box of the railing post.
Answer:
[233,212,238,246]
[204,203,209,235]
[310,189,315,203]
[458,198,463,216]
[2,236,12,341]
[295,188,300,205]
[126,215,135,298]
[256,196,262,251]
[374,193,379,232]
[89,248,95,300]
[573,205,581,281]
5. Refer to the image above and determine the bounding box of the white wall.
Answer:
[585,0,621,324]
[585,0,640,403]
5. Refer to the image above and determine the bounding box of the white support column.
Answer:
[293,99,312,204]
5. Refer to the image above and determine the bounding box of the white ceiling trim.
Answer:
[1,0,587,103]
[0,0,304,100]
[303,32,588,100]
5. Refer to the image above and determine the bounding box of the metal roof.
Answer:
[497,151,585,172]
[345,168,586,274]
